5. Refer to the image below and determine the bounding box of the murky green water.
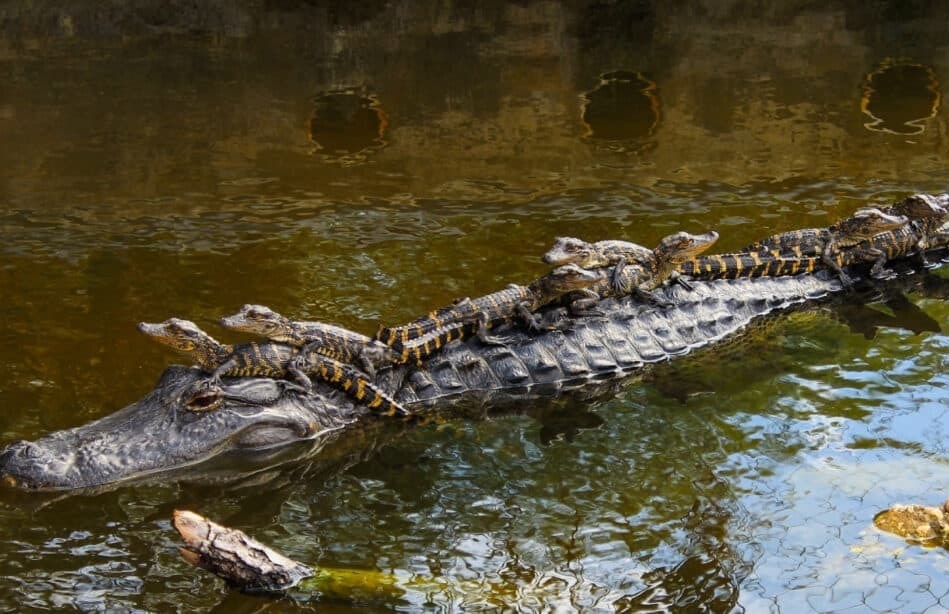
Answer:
[2,2,949,610]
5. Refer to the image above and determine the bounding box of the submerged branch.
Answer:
[173,510,314,592]
[173,510,408,599]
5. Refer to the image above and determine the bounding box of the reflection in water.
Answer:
[580,70,659,149]
[861,59,941,135]
[308,89,388,164]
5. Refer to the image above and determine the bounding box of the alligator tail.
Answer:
[391,322,470,365]
[300,353,414,419]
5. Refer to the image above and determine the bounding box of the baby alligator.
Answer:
[680,205,949,281]
[744,207,907,286]
[219,305,397,377]
[543,237,656,293]
[878,193,949,266]
[137,318,413,418]
[219,304,460,370]
[374,263,600,347]
[570,231,719,306]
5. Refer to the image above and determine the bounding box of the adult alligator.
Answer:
[0,209,946,491]
[0,269,848,491]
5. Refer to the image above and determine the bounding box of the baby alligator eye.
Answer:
[185,389,223,413]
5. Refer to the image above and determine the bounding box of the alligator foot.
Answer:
[567,293,603,318]
[286,357,316,393]
[201,375,224,393]
[477,332,517,346]
[837,271,856,289]
[670,272,693,291]
[870,267,898,281]
[281,380,312,395]
[634,288,674,308]
[917,252,937,269]
[514,303,546,334]
[610,258,630,294]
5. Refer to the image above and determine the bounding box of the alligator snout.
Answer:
[0,440,47,488]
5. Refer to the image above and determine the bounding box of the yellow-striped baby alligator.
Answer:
[136,318,413,418]
[876,193,949,266]
[565,231,720,307]
[542,231,717,299]
[542,236,655,294]
[679,198,949,281]
[219,304,463,370]
[743,207,907,286]
[374,263,600,347]
[219,305,398,377]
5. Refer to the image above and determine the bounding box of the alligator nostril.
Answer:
[0,440,43,466]
[16,441,42,460]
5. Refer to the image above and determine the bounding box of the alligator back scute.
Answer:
[640,312,691,356]
[628,326,670,362]
[404,369,438,402]
[580,337,626,371]
[586,315,646,369]
[479,345,532,386]
[429,361,467,394]
[512,338,572,385]
[544,330,598,378]
[601,332,646,369]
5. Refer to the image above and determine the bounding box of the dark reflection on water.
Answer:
[581,70,660,147]
[861,59,941,135]
[309,89,388,164]
[2,1,949,610]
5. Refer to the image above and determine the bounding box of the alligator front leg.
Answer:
[207,358,239,390]
[281,349,317,393]
[821,244,855,288]
[633,287,674,308]
[566,289,603,317]
[865,247,896,280]
[474,311,515,346]
[610,256,630,294]
[668,271,693,291]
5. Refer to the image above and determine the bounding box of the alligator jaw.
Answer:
[0,366,341,491]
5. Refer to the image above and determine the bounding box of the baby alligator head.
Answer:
[836,207,907,243]
[654,230,720,265]
[541,263,602,294]
[219,304,294,342]
[542,237,599,266]
[137,318,227,371]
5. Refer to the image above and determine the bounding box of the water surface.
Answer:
[2,2,949,610]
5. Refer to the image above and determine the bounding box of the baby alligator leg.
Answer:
[864,247,896,280]
[566,289,603,317]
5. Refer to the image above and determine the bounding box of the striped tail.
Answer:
[392,322,470,365]
[679,253,821,280]
[375,303,481,347]
[302,353,414,419]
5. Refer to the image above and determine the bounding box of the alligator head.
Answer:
[0,366,355,491]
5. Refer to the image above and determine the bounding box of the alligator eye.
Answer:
[185,389,222,413]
